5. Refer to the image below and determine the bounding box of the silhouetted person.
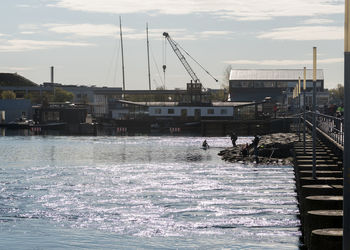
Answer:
[230,132,237,147]
[241,143,249,157]
[202,140,209,149]
[252,135,260,163]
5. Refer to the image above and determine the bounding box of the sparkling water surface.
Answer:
[0,136,300,249]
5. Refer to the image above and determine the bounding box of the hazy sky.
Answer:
[0,0,345,89]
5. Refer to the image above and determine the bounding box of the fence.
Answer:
[301,111,344,147]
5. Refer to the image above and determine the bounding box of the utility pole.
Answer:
[312,47,317,179]
[343,0,350,248]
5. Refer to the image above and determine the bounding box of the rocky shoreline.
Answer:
[218,133,306,165]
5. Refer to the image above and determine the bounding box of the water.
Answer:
[0,136,301,249]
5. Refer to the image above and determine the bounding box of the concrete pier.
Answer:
[310,229,342,250]
[293,140,343,249]
[305,210,343,248]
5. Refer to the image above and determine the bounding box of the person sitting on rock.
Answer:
[202,140,209,149]
[241,143,249,157]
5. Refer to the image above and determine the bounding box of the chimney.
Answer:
[51,66,54,83]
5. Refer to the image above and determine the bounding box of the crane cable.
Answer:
[149,44,164,87]
[175,40,218,83]
[105,35,121,87]
[162,36,167,89]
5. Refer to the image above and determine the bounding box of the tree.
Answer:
[53,88,74,102]
[329,84,344,104]
[1,90,16,99]
[222,65,232,90]
[209,89,227,102]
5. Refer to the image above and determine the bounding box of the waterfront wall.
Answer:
[293,140,343,249]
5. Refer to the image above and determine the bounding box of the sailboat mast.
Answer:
[146,23,151,91]
[119,16,126,94]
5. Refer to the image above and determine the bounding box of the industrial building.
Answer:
[229,69,329,108]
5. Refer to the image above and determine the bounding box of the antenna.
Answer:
[146,23,151,91]
[119,16,126,95]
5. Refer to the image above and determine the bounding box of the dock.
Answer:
[293,124,343,249]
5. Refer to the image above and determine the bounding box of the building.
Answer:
[0,99,33,123]
[43,82,123,104]
[33,102,87,125]
[229,69,328,107]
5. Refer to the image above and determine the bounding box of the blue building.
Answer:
[0,99,33,123]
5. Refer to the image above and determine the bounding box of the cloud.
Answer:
[18,24,42,35]
[198,30,234,38]
[258,26,343,40]
[20,31,37,35]
[40,23,231,41]
[223,58,344,66]
[302,18,335,24]
[16,4,32,8]
[44,23,124,37]
[50,0,344,21]
[0,66,35,71]
[43,23,178,39]
[0,39,94,52]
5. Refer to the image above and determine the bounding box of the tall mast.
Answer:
[146,23,151,91]
[119,16,126,95]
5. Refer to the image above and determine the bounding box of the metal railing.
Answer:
[303,111,344,147]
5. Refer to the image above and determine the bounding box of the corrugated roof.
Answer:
[116,100,251,107]
[229,69,324,81]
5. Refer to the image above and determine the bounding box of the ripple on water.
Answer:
[0,136,300,249]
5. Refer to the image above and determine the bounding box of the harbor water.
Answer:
[0,136,301,249]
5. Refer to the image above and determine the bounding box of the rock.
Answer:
[219,133,298,165]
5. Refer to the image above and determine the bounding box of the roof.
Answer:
[116,100,179,107]
[212,101,253,107]
[0,73,37,86]
[229,69,324,81]
[115,99,253,107]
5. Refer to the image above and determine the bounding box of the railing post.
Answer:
[303,67,306,154]
[312,47,317,179]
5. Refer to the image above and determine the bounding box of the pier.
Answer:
[291,112,343,249]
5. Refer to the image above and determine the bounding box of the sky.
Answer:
[0,0,346,90]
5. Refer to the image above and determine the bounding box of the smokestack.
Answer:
[313,47,317,82]
[51,66,54,83]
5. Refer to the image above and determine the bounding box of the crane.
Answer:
[162,32,218,85]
